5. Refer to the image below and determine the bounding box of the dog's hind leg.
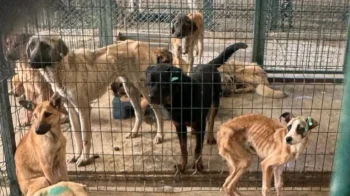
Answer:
[123,80,143,139]
[174,123,188,172]
[273,165,284,196]
[192,120,206,172]
[206,103,218,145]
[133,82,164,144]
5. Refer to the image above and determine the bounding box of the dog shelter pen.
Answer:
[0,0,349,195]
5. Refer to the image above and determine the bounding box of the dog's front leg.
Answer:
[197,37,203,64]
[76,107,93,167]
[39,160,58,185]
[261,157,276,196]
[58,147,69,181]
[192,120,206,172]
[174,122,188,173]
[66,104,83,164]
[123,82,142,139]
[148,103,164,144]
[186,39,194,75]
[273,165,284,196]
[206,103,218,145]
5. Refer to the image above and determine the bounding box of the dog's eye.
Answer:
[287,125,292,132]
[44,112,52,118]
[297,127,305,134]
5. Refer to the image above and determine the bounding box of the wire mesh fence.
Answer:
[0,0,348,195]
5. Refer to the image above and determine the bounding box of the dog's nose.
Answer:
[286,136,293,144]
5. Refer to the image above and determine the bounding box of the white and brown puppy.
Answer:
[15,93,69,196]
[26,32,164,167]
[217,112,318,196]
[171,11,204,73]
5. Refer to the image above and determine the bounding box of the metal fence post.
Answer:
[252,0,267,67]
[330,20,350,196]
[99,0,114,47]
[203,0,213,30]
[0,36,21,196]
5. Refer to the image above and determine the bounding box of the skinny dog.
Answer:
[15,93,69,196]
[171,11,204,73]
[217,112,318,196]
[146,42,248,172]
[26,32,164,166]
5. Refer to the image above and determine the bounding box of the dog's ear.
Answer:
[49,92,62,109]
[57,38,69,57]
[280,112,294,123]
[305,117,319,130]
[19,99,36,111]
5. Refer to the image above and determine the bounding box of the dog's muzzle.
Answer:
[35,123,52,135]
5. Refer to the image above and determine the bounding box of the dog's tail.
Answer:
[207,43,248,67]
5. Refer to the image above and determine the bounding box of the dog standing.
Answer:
[15,93,69,196]
[217,113,318,196]
[171,11,204,73]
[26,33,164,166]
[146,42,248,172]
[5,33,69,126]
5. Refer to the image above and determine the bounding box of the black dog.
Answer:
[146,42,248,172]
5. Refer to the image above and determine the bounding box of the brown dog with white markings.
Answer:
[217,112,318,196]
[15,93,69,196]
[171,11,204,73]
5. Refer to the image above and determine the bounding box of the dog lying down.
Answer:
[33,181,88,196]
[217,112,318,196]
[146,42,248,172]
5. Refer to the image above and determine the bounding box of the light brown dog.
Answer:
[5,33,68,126]
[26,32,164,166]
[33,181,89,196]
[217,112,318,196]
[171,11,204,73]
[220,60,288,98]
[152,47,190,73]
[15,93,69,196]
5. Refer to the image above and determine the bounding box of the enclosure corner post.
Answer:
[99,0,114,47]
[203,0,213,30]
[252,0,267,67]
[330,20,350,196]
[0,36,21,196]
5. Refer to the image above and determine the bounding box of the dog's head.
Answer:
[110,81,126,97]
[5,33,33,61]
[32,92,64,135]
[10,74,25,97]
[146,64,185,105]
[152,47,173,64]
[280,112,319,145]
[171,14,197,38]
[26,33,69,69]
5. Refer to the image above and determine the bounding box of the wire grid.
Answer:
[0,0,346,194]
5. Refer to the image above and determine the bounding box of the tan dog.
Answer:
[171,11,204,73]
[5,33,68,126]
[152,47,190,73]
[220,60,287,98]
[33,181,88,196]
[26,32,164,166]
[15,93,69,196]
[217,112,318,196]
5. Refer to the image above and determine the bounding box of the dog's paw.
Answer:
[174,164,186,173]
[192,161,204,172]
[126,132,138,139]
[76,157,90,167]
[207,137,217,145]
[67,156,79,163]
[154,134,163,144]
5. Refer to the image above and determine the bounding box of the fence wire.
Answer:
[0,0,348,195]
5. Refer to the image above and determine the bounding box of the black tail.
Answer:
[207,43,248,67]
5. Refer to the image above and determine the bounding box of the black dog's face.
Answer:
[26,34,69,69]
[146,64,183,105]
[171,14,197,39]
